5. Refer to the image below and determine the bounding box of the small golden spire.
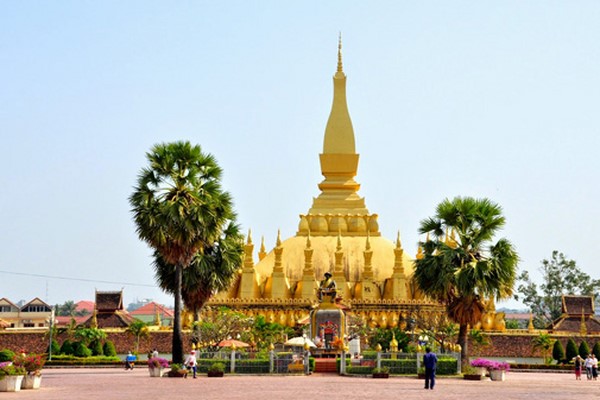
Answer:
[276,229,282,247]
[416,246,424,260]
[247,229,252,244]
[395,231,402,249]
[258,236,267,261]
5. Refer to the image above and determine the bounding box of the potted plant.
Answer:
[0,362,26,392]
[167,363,188,378]
[488,361,510,381]
[14,353,45,389]
[147,357,169,377]
[372,366,389,379]
[462,365,484,381]
[207,362,225,377]
[470,358,492,377]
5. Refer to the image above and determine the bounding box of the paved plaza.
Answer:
[7,369,600,400]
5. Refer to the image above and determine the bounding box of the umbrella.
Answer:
[218,339,250,348]
[284,336,317,348]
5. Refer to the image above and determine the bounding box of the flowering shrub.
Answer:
[470,358,510,371]
[13,353,46,376]
[0,361,26,377]
[147,357,169,369]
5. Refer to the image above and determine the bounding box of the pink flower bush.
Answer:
[147,357,169,369]
[470,358,510,371]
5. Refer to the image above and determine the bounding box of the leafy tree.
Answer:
[130,141,240,363]
[48,339,60,355]
[74,327,106,346]
[515,251,599,328]
[579,340,591,358]
[246,315,293,350]
[56,300,77,317]
[413,197,518,368]
[566,338,578,361]
[103,340,117,357]
[592,342,600,360]
[532,333,554,364]
[192,307,253,351]
[552,340,565,364]
[126,320,150,354]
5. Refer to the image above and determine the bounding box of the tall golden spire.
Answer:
[337,32,343,74]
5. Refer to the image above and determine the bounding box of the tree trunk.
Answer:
[458,323,469,369]
[172,263,184,364]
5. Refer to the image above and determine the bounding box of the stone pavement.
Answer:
[8,369,600,400]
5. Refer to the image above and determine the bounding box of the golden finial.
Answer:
[276,229,282,247]
[260,236,266,252]
[337,32,343,73]
[247,229,252,244]
[395,231,402,249]
[416,245,424,260]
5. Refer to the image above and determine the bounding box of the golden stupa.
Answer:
[206,38,445,329]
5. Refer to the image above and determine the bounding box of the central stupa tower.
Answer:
[298,38,379,237]
[207,39,444,330]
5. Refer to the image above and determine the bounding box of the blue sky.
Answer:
[1,2,599,309]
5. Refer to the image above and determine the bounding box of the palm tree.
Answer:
[130,141,239,363]
[152,221,243,321]
[413,197,518,368]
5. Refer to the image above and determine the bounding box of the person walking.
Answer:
[592,354,598,381]
[574,355,583,380]
[585,354,594,380]
[423,347,438,390]
[184,350,197,379]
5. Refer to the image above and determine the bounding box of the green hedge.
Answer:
[46,355,121,366]
[346,366,374,375]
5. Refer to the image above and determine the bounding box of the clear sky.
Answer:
[1,2,599,310]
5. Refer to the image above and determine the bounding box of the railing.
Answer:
[193,349,310,375]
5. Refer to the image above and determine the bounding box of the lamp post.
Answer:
[47,307,55,361]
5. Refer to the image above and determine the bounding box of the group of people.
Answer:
[574,354,598,380]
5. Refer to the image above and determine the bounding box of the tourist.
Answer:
[423,347,438,390]
[585,354,594,380]
[592,354,598,380]
[125,351,136,370]
[152,348,159,358]
[574,355,583,380]
[185,350,197,379]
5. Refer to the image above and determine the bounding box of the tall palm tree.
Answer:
[130,141,239,363]
[152,221,243,321]
[413,197,518,367]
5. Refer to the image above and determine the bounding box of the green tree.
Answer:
[369,328,410,352]
[192,307,253,351]
[566,338,578,361]
[413,197,518,368]
[103,340,117,357]
[532,333,554,364]
[579,340,591,358]
[74,327,106,347]
[247,315,293,350]
[592,342,600,360]
[126,320,150,354]
[552,340,565,364]
[130,141,240,363]
[59,340,74,355]
[152,221,243,322]
[56,300,77,317]
[515,251,599,328]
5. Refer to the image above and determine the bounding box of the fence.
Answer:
[189,349,460,376]
[192,349,311,375]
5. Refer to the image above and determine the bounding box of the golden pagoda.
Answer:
[206,38,444,328]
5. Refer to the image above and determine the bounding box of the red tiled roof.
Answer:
[130,302,174,318]
[76,301,95,313]
[55,316,89,327]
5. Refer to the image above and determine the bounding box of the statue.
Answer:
[318,272,337,302]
